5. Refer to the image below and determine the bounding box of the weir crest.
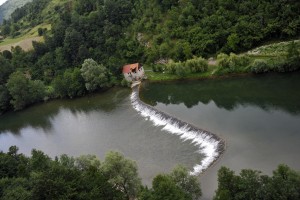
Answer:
[131,86,225,175]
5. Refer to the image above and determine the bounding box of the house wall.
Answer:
[124,73,133,82]
[123,66,144,82]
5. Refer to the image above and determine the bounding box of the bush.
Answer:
[274,58,300,73]
[217,53,230,68]
[228,53,251,69]
[165,60,178,74]
[12,31,21,38]
[175,63,187,78]
[185,57,208,73]
[121,78,130,87]
[151,64,164,72]
[217,53,251,72]
[250,59,271,73]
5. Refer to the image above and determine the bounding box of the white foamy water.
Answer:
[131,88,225,175]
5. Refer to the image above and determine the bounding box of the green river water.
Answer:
[1,72,300,199]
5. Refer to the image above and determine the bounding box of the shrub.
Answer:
[274,58,300,73]
[228,53,251,69]
[250,59,270,73]
[185,57,208,73]
[165,60,177,74]
[121,78,130,87]
[151,64,158,72]
[38,28,44,36]
[12,31,21,38]
[217,53,230,68]
[152,64,164,72]
[175,64,187,78]
[217,53,252,73]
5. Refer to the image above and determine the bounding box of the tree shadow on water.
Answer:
[0,88,130,135]
[140,73,300,115]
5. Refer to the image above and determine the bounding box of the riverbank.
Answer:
[144,55,300,82]
[145,67,253,82]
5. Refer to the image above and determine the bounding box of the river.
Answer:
[140,72,300,199]
[1,73,300,199]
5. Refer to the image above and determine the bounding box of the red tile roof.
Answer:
[122,63,139,73]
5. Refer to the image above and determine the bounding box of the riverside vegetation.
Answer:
[0,0,299,113]
[0,1,300,198]
[1,146,300,200]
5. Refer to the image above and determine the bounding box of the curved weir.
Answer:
[131,86,226,175]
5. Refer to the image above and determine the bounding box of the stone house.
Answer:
[122,63,145,82]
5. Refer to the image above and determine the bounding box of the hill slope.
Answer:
[0,0,32,23]
[0,0,299,114]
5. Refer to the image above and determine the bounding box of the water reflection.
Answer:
[0,88,130,135]
[140,73,300,114]
[140,73,300,199]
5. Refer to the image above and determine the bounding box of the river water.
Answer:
[140,72,300,199]
[1,73,300,199]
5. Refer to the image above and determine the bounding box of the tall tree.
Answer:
[101,151,141,200]
[81,58,111,92]
[6,72,45,110]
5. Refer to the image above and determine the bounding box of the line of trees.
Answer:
[1,146,300,200]
[0,146,202,200]
[214,165,300,200]
[0,57,112,113]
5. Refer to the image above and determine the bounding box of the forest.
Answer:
[0,0,300,114]
[0,146,299,200]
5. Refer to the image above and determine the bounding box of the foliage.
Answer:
[134,0,300,59]
[0,146,142,200]
[151,63,164,72]
[165,61,187,78]
[121,78,130,87]
[185,57,208,73]
[175,64,187,78]
[0,0,299,112]
[81,58,111,92]
[214,165,300,200]
[0,56,14,84]
[2,146,300,200]
[217,53,251,73]
[0,84,11,113]
[139,165,202,200]
[165,61,178,74]
[6,71,46,110]
[247,40,300,56]
[52,68,85,98]
[102,151,141,200]
[170,165,202,200]
[250,59,271,74]
[217,53,230,69]
[0,146,203,200]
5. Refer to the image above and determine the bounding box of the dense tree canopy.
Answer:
[6,71,45,110]
[0,0,299,113]
[0,146,202,200]
[214,165,300,200]
[2,146,298,199]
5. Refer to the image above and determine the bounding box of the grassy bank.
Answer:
[144,64,217,81]
[144,39,300,82]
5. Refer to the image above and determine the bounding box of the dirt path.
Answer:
[0,36,43,52]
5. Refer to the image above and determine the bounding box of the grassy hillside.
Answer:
[0,0,32,23]
[0,23,50,50]
[247,39,300,57]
